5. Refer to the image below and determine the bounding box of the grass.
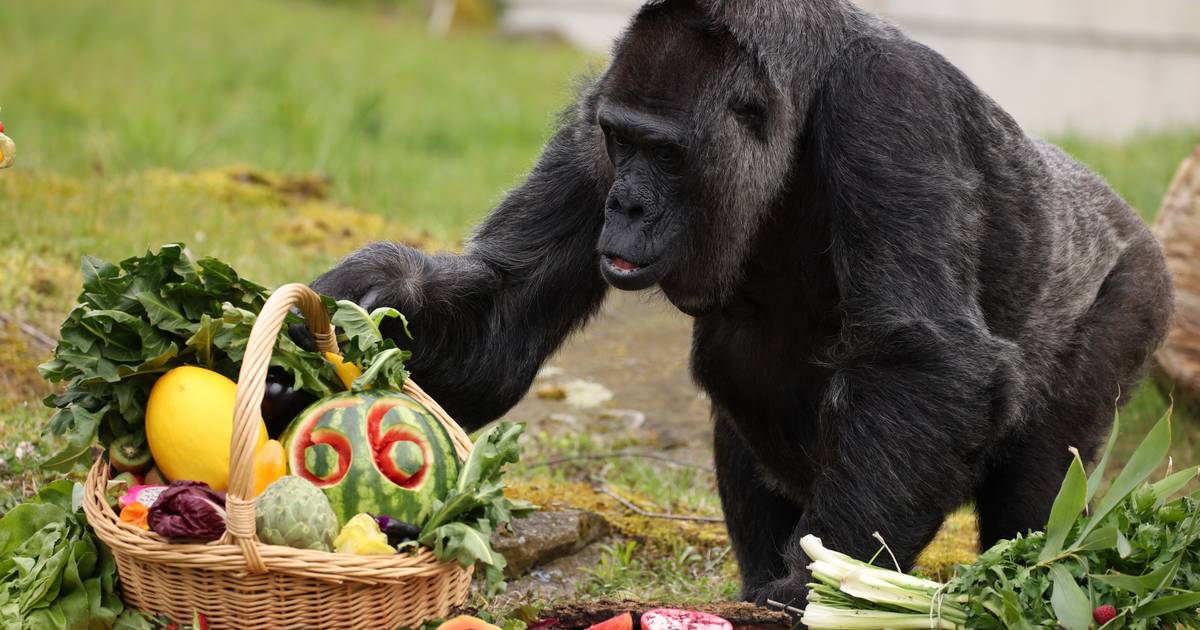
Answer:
[0,0,1198,613]
[0,0,590,240]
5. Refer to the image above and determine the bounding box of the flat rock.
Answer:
[492,509,610,577]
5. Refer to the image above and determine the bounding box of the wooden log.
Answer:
[536,600,792,630]
[1153,144,1200,410]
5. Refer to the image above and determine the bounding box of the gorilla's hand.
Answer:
[748,576,809,611]
[309,242,433,313]
[289,242,434,352]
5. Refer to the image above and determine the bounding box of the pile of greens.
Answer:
[0,480,123,628]
[800,412,1200,629]
[38,243,409,471]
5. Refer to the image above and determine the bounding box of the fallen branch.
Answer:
[528,452,715,473]
[592,481,724,524]
[538,600,790,630]
[0,312,57,348]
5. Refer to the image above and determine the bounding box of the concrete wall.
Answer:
[502,0,1200,138]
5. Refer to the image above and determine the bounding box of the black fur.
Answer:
[308,0,1173,607]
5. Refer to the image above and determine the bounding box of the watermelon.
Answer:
[280,391,460,527]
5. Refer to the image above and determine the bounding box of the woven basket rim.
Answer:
[81,282,475,585]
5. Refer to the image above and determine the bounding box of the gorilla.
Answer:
[305,0,1173,607]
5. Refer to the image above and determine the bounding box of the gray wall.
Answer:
[502,0,1200,138]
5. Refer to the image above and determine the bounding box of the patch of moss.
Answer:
[512,477,983,585]
[507,477,728,555]
[914,509,980,581]
[140,165,331,207]
[0,323,52,407]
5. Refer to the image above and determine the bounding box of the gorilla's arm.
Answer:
[311,121,610,428]
[759,41,1025,601]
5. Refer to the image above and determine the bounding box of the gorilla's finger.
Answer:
[359,286,386,311]
[288,322,318,352]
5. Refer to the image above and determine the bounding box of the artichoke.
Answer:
[255,476,338,552]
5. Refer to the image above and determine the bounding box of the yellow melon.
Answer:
[144,366,267,491]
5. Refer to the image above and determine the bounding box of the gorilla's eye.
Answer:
[731,99,768,138]
[653,145,681,167]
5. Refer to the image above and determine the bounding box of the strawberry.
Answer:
[0,121,5,133]
[1092,604,1117,625]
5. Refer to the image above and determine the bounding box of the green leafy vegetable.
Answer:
[800,410,1200,629]
[419,422,535,595]
[39,244,412,470]
[0,480,123,629]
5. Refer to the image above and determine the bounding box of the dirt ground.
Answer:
[504,290,711,454]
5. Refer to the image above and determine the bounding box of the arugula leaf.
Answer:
[418,422,535,595]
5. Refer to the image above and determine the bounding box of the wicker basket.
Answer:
[82,283,474,629]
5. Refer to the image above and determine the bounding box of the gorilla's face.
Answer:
[596,101,690,293]
[593,1,793,317]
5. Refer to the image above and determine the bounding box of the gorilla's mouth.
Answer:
[600,254,665,291]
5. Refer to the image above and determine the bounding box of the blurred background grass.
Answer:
[0,0,588,241]
[0,0,1197,599]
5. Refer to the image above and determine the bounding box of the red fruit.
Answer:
[1093,604,1118,625]
[587,613,632,630]
[0,121,5,133]
[640,610,732,630]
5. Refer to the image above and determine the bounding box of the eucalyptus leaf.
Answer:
[1087,411,1120,502]
[1076,413,1172,544]
[1040,452,1088,561]
[1094,562,1178,597]
[1132,591,1200,618]
[1049,564,1092,630]
[1149,466,1199,504]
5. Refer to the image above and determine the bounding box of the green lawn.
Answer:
[0,0,1197,611]
[0,0,589,240]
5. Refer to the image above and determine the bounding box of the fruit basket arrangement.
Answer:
[38,246,530,629]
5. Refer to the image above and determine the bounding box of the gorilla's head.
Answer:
[590,0,803,316]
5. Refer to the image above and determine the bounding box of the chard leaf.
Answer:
[134,291,194,335]
[40,405,107,472]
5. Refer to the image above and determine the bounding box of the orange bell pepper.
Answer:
[253,439,287,496]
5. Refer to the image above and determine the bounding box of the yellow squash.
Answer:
[145,366,267,491]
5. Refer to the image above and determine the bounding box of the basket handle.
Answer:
[224,283,337,571]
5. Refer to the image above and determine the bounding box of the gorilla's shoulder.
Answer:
[810,32,1026,161]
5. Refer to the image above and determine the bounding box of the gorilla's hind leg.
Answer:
[977,237,1171,548]
[713,413,805,601]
